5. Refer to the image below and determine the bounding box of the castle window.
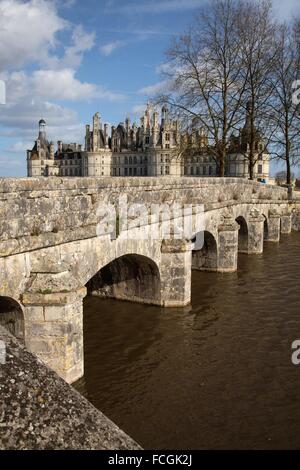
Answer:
[134,156,137,164]
[184,167,187,175]
[191,167,194,176]
[166,144,170,149]
[134,168,137,176]
[125,156,128,164]
[145,137,150,144]
[125,168,128,176]
[209,166,213,175]
[166,133,170,141]
[166,166,170,175]
[129,168,133,176]
[258,164,263,174]
[129,156,132,164]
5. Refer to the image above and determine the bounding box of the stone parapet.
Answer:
[0,326,141,450]
[0,177,288,258]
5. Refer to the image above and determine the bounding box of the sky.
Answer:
[0,0,299,177]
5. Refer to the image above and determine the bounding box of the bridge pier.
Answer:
[160,240,192,307]
[217,214,239,272]
[246,210,265,254]
[266,211,281,242]
[281,211,292,234]
[292,210,300,231]
[22,288,86,384]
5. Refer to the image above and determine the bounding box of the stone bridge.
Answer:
[0,177,299,383]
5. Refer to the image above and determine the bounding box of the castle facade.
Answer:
[27,105,269,181]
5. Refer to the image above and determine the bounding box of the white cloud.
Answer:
[32,69,96,101]
[138,80,171,95]
[2,67,125,104]
[0,99,78,130]
[45,25,95,70]
[100,40,126,56]
[0,0,67,71]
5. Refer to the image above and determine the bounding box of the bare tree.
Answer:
[159,0,248,176]
[236,0,279,180]
[269,22,300,185]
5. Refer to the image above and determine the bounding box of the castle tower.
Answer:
[92,112,100,151]
[152,111,159,147]
[50,142,55,160]
[161,106,168,128]
[125,117,131,148]
[85,125,91,151]
[104,123,109,149]
[38,119,46,140]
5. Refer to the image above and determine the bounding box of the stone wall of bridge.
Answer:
[0,177,288,258]
[0,177,298,383]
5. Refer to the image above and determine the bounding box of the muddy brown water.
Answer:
[74,232,300,449]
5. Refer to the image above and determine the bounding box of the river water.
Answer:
[74,232,300,449]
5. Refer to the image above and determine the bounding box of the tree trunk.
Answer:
[218,149,226,177]
[249,160,254,180]
[286,156,291,185]
[285,116,291,185]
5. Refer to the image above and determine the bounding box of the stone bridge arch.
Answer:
[192,231,218,271]
[0,296,24,342]
[262,214,269,240]
[236,216,249,253]
[86,253,161,305]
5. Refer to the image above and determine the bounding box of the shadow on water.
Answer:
[74,232,300,449]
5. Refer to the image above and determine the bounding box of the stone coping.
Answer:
[0,176,287,194]
[0,326,141,450]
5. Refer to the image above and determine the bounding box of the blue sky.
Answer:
[0,0,299,177]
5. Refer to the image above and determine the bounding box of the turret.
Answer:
[145,103,151,129]
[199,128,207,148]
[104,123,109,148]
[50,142,55,160]
[38,119,46,140]
[85,125,90,151]
[152,111,159,147]
[125,117,131,148]
[93,112,100,151]
[161,106,168,128]
[132,123,137,148]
